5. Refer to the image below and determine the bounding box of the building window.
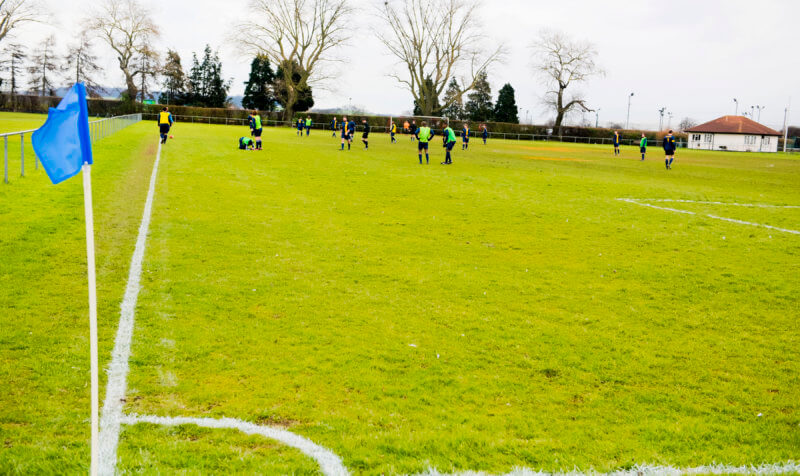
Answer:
[704,134,713,143]
[744,135,756,145]
[764,137,770,145]
[692,134,701,141]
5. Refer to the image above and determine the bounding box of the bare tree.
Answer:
[234,0,352,120]
[678,117,696,132]
[377,0,503,117]
[88,0,159,101]
[63,31,105,97]
[27,34,57,96]
[531,30,602,135]
[0,0,41,45]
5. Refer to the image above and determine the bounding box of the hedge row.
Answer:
[1,94,686,142]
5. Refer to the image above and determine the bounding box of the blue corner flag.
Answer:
[32,83,93,184]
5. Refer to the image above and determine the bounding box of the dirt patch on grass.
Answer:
[524,155,588,162]
[521,145,573,153]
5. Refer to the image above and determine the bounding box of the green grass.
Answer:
[1,115,799,474]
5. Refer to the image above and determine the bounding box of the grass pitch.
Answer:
[1,114,798,474]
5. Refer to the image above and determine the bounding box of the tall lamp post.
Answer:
[595,108,601,128]
[625,92,634,129]
[756,105,765,122]
[667,112,673,129]
[658,107,666,131]
[733,98,738,116]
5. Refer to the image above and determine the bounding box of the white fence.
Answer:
[2,113,142,184]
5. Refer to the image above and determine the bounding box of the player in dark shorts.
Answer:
[481,124,488,144]
[158,107,173,144]
[340,116,351,150]
[239,137,255,150]
[613,131,621,156]
[461,123,470,150]
[442,123,457,164]
[361,119,370,149]
[248,110,263,150]
[415,121,434,164]
[663,130,676,169]
[639,133,647,161]
[297,118,304,136]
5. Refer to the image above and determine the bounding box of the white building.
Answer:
[686,116,781,153]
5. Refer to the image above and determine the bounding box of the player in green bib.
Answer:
[639,133,647,161]
[248,111,263,150]
[415,121,434,164]
[442,124,457,165]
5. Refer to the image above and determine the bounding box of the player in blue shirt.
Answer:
[613,131,621,156]
[481,124,488,144]
[331,117,337,137]
[157,107,173,144]
[410,120,417,141]
[663,130,677,169]
[297,118,304,136]
[461,123,470,150]
[340,115,351,150]
[347,118,356,148]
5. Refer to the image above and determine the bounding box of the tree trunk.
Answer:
[123,69,138,101]
[554,86,566,136]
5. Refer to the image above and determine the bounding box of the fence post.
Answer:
[21,133,26,174]
[4,136,8,184]
[20,134,24,177]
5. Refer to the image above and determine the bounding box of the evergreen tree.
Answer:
[275,60,313,112]
[184,45,231,108]
[242,55,277,111]
[412,75,441,117]
[63,32,105,97]
[464,71,493,122]
[493,83,519,124]
[440,78,464,120]
[160,49,186,105]
[0,43,26,99]
[134,45,160,102]
[27,35,58,96]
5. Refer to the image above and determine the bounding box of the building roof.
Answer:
[686,116,781,136]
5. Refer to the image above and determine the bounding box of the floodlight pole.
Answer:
[783,105,789,153]
[626,92,634,129]
[658,107,666,131]
[595,109,601,128]
[756,106,765,123]
[733,98,738,116]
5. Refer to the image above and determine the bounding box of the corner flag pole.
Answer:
[82,161,99,476]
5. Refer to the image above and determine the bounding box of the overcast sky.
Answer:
[14,0,800,130]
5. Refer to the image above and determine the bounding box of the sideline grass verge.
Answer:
[118,124,798,473]
[0,122,159,473]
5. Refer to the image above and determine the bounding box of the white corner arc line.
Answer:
[617,198,800,235]
[98,141,164,475]
[121,413,349,476]
[414,461,800,476]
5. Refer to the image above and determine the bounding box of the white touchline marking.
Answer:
[617,198,800,235]
[97,141,350,476]
[121,413,349,476]
[635,199,800,209]
[98,141,163,475]
[415,461,800,476]
[706,214,800,235]
[616,198,696,215]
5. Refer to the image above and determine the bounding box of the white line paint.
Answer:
[617,198,800,235]
[416,461,800,476]
[706,214,800,235]
[98,142,163,475]
[616,198,696,215]
[635,199,800,209]
[121,413,349,476]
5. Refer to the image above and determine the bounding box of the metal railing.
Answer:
[3,113,142,184]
